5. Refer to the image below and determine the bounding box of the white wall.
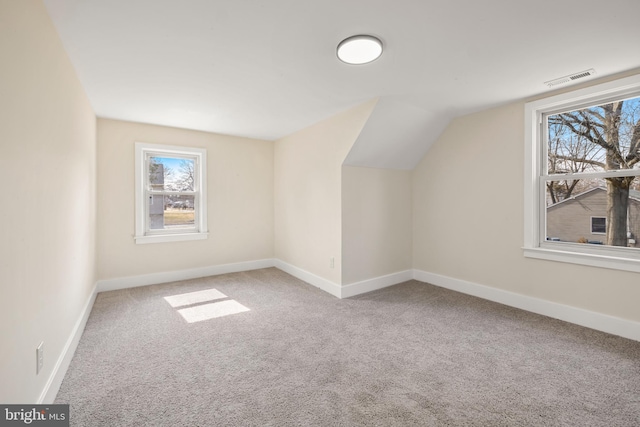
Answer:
[342,166,412,284]
[97,119,273,281]
[274,101,376,285]
[412,100,640,323]
[0,0,97,403]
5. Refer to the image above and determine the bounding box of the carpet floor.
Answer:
[55,268,640,426]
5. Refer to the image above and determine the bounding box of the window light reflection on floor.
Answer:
[178,300,250,323]
[164,288,227,308]
[163,288,250,323]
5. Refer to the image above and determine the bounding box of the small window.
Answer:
[591,217,606,234]
[135,143,207,244]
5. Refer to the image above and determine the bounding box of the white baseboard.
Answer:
[413,269,640,342]
[97,259,275,292]
[272,261,412,299]
[341,270,414,298]
[97,256,409,300]
[273,259,342,298]
[38,283,98,404]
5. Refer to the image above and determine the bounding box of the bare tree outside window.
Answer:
[175,159,195,191]
[547,96,640,246]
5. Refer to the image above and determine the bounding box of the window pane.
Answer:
[547,95,640,175]
[545,178,603,207]
[149,156,195,191]
[545,179,640,248]
[591,217,606,234]
[149,195,195,230]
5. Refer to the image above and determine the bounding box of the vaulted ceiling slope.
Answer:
[43,0,640,170]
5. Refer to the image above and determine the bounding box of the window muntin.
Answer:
[135,143,207,244]
[524,74,640,272]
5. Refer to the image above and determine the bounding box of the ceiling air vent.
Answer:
[544,68,596,88]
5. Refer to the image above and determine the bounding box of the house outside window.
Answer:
[524,74,640,272]
[135,143,207,244]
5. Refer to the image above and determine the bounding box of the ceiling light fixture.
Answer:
[337,35,383,65]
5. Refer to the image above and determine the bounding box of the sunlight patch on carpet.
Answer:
[164,288,227,308]
[177,300,250,323]
[164,287,250,323]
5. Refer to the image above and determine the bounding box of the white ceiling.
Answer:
[43,0,640,169]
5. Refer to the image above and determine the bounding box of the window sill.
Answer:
[523,246,640,273]
[134,232,208,245]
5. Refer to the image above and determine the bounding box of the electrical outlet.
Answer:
[330,257,335,268]
[36,342,44,375]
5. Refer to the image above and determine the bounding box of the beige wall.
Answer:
[97,119,273,280]
[412,101,640,322]
[342,166,412,284]
[274,100,377,284]
[0,0,97,403]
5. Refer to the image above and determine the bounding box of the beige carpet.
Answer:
[55,268,640,426]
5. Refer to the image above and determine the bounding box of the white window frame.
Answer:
[135,142,208,244]
[524,73,640,273]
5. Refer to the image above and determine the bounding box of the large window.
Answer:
[524,74,640,272]
[135,143,207,244]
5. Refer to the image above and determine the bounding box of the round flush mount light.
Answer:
[337,35,383,65]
